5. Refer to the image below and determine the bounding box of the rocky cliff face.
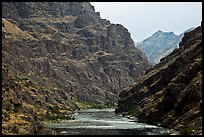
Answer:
[115,26,202,135]
[136,28,194,64]
[2,2,150,134]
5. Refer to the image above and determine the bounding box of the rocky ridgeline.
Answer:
[115,26,202,135]
[2,2,150,105]
[136,28,194,65]
[2,2,150,134]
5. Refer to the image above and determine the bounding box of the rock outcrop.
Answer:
[136,28,194,64]
[2,2,150,134]
[2,2,150,105]
[115,26,202,135]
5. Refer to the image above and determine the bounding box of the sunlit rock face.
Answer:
[2,2,152,134]
[2,2,150,110]
[136,28,194,64]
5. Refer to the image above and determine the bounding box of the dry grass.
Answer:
[2,18,38,41]
[2,18,22,34]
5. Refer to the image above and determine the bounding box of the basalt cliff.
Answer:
[2,2,150,134]
[115,26,202,135]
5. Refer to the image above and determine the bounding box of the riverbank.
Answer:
[116,112,181,135]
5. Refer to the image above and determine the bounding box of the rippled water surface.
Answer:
[47,108,169,135]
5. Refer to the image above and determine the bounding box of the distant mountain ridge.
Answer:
[136,28,195,64]
[116,25,202,135]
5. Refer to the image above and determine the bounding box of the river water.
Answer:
[47,108,170,135]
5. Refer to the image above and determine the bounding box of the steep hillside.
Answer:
[2,2,150,134]
[115,26,202,135]
[136,28,194,64]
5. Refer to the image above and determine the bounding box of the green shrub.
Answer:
[127,108,140,117]
[12,103,22,113]
[71,99,114,109]
[44,113,73,122]
[180,127,193,135]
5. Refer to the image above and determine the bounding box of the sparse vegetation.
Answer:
[44,106,74,123]
[71,99,115,109]
[180,127,193,135]
[44,112,74,123]
[3,2,202,135]
[127,108,141,117]
[116,25,202,135]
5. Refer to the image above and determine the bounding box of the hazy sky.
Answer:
[91,2,202,43]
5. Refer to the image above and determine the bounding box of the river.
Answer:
[46,108,170,135]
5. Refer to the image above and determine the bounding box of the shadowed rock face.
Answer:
[2,2,150,110]
[115,26,202,134]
